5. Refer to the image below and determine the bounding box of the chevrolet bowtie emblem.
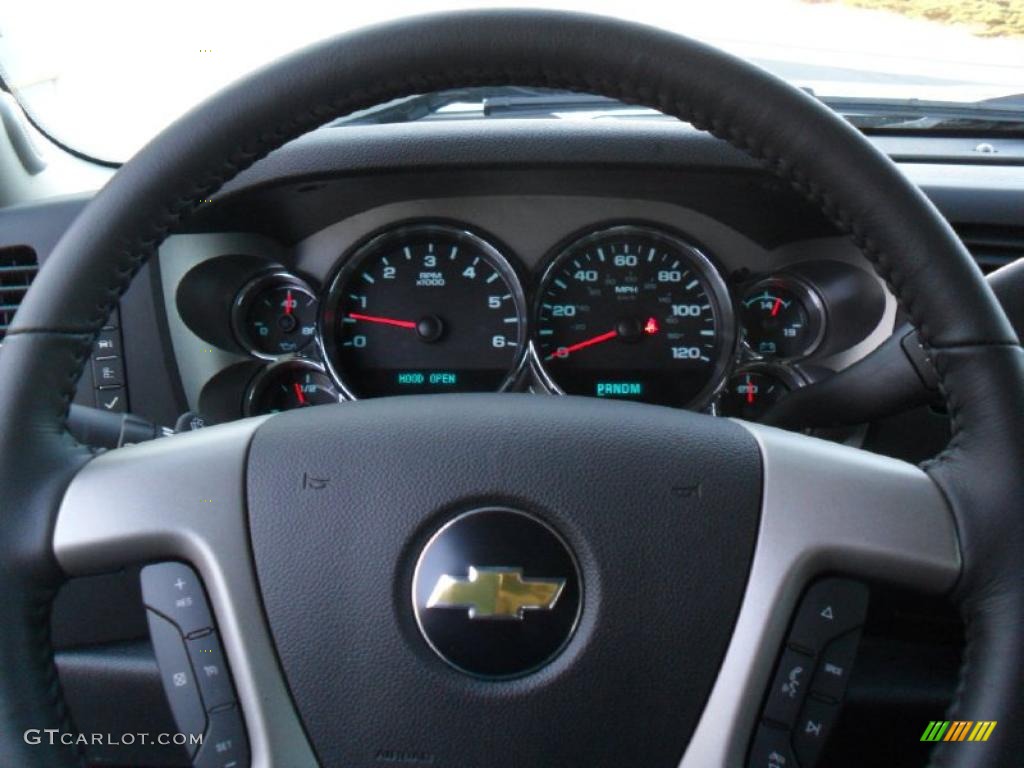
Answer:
[426,567,566,619]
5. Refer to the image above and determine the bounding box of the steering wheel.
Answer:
[2,10,1022,768]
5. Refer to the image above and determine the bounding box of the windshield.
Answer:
[1,0,1022,163]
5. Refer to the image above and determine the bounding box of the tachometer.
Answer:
[533,225,734,408]
[322,224,527,398]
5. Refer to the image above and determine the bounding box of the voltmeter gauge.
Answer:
[740,277,825,360]
[234,272,319,359]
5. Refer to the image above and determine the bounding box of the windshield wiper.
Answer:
[334,87,1024,135]
[481,91,630,116]
[333,87,655,125]
[332,90,475,125]
[817,94,1024,133]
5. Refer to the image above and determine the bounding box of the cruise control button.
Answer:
[748,724,797,768]
[811,630,861,702]
[146,609,206,757]
[187,631,236,711]
[194,705,249,768]
[789,579,868,654]
[794,697,838,768]
[763,647,814,728]
[141,562,214,636]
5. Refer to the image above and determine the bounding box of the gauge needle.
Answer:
[348,312,418,329]
[547,329,618,360]
[285,289,294,316]
[293,382,307,405]
[745,374,754,404]
[770,298,782,317]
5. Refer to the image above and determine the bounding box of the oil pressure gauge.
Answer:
[233,271,319,359]
[740,276,825,360]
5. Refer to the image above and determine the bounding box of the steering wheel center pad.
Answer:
[248,395,760,766]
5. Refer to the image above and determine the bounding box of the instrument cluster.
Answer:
[207,220,884,419]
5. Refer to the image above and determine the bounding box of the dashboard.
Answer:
[2,116,1019,768]
[166,194,890,425]
[6,118,1019,445]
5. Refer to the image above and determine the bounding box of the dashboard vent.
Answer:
[0,245,39,341]
[956,225,1024,275]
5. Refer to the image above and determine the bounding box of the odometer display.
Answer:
[323,224,527,398]
[534,226,734,408]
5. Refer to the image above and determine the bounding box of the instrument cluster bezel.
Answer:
[225,218,838,417]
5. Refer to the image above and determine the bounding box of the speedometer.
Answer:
[533,225,734,408]
[321,224,528,398]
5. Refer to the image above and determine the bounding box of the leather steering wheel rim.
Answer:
[2,10,1022,767]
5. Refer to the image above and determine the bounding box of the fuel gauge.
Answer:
[246,360,340,416]
[740,277,825,360]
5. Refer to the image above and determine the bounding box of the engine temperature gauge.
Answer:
[740,277,825,360]
[718,366,801,421]
[234,272,319,358]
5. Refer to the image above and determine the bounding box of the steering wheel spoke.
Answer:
[682,422,960,766]
[53,417,317,768]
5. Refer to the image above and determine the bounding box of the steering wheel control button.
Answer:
[141,562,214,637]
[145,609,207,758]
[92,329,122,357]
[810,630,861,702]
[788,578,868,654]
[143,563,248,764]
[91,355,125,388]
[193,705,249,768]
[748,724,797,768]
[794,697,838,767]
[412,508,581,678]
[186,631,237,712]
[94,387,127,413]
[763,647,814,728]
[89,319,130,411]
[751,579,868,765]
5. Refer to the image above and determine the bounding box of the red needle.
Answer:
[746,374,755,404]
[548,329,618,360]
[293,382,307,405]
[285,289,294,316]
[770,298,782,317]
[348,312,417,330]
